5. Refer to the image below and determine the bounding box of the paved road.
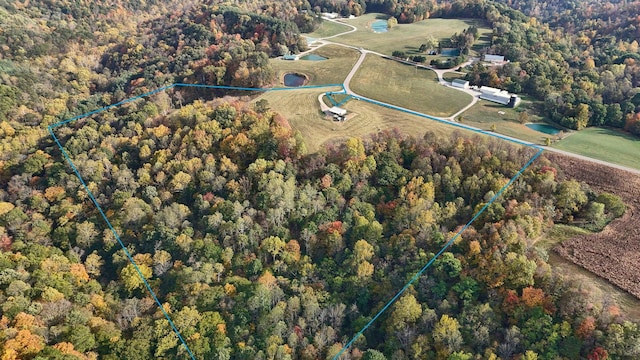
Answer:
[304,18,640,175]
[343,50,366,94]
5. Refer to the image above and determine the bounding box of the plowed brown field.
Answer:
[547,152,640,299]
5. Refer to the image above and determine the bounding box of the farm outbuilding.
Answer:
[329,106,347,116]
[483,54,505,63]
[479,86,521,107]
[329,106,347,120]
[451,79,470,89]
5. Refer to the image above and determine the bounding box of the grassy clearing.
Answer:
[252,88,475,153]
[461,99,553,144]
[304,20,351,38]
[536,224,591,250]
[350,55,472,117]
[324,93,351,106]
[334,14,491,56]
[537,225,640,321]
[553,127,640,170]
[443,72,467,82]
[270,45,359,86]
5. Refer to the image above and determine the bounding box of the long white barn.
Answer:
[479,86,521,107]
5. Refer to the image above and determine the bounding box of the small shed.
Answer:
[329,106,347,116]
[483,54,505,64]
[322,12,339,19]
[329,106,347,121]
[451,79,470,89]
[282,54,299,61]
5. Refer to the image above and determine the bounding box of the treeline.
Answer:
[214,0,321,32]
[308,0,437,22]
[2,91,637,358]
[0,0,306,172]
[101,5,307,98]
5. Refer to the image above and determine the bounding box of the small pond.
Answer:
[284,73,307,87]
[371,20,388,33]
[300,54,327,61]
[526,123,561,135]
[440,48,461,56]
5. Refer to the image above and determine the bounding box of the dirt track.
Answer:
[547,152,640,299]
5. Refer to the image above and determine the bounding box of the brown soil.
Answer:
[547,152,640,299]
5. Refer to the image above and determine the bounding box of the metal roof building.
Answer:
[451,79,470,89]
[329,106,347,116]
[483,54,505,63]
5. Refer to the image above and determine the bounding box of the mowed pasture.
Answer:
[553,127,640,170]
[304,20,352,38]
[270,45,360,86]
[334,13,491,56]
[462,99,550,144]
[350,55,472,117]
[442,72,467,82]
[252,88,475,153]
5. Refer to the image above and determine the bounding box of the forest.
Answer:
[1,0,640,359]
[5,94,638,359]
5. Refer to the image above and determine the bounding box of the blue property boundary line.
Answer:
[48,82,543,359]
[330,93,544,358]
[333,148,543,359]
[48,83,342,360]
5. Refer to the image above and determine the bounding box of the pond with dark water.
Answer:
[284,73,307,87]
[526,123,561,135]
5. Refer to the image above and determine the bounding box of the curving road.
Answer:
[303,17,640,176]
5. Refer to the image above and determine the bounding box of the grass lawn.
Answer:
[270,45,359,86]
[536,224,591,250]
[333,13,491,56]
[461,99,553,144]
[553,127,640,170]
[536,224,640,321]
[323,93,351,107]
[252,88,476,153]
[442,72,467,82]
[350,55,472,117]
[304,20,351,38]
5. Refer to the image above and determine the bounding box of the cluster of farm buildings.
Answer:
[451,79,521,108]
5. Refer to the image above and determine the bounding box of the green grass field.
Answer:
[461,99,552,144]
[442,72,467,82]
[333,13,491,56]
[304,20,352,38]
[270,45,359,86]
[553,127,640,170]
[252,88,475,153]
[349,55,472,117]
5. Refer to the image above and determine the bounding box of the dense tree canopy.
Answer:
[0,0,638,359]
[1,91,634,358]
